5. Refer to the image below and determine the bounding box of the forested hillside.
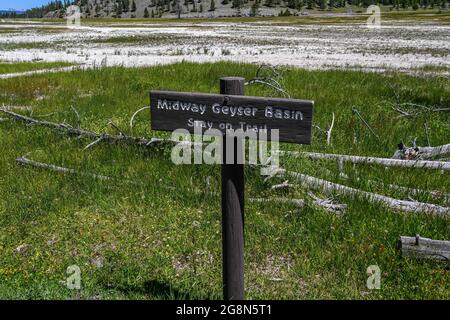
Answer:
[19,0,450,19]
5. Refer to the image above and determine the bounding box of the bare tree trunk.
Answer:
[250,195,346,214]
[399,235,450,261]
[279,151,450,171]
[320,167,450,203]
[268,167,450,216]
[0,108,174,148]
[16,156,112,181]
[413,144,450,160]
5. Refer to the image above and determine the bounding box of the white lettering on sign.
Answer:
[187,118,214,129]
[265,106,303,121]
[157,99,304,122]
[157,99,207,115]
[212,103,258,118]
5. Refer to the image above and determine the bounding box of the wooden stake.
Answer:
[399,235,450,261]
[220,77,245,300]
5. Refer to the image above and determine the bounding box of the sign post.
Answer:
[220,77,245,300]
[150,77,314,300]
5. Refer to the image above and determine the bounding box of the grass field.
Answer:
[32,9,449,25]
[0,61,73,75]
[0,61,448,299]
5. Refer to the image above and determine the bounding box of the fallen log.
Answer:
[279,151,450,171]
[392,143,450,160]
[16,156,112,181]
[270,180,294,191]
[264,166,450,216]
[321,167,450,203]
[250,194,346,214]
[399,235,450,261]
[250,197,306,208]
[0,66,77,80]
[385,183,450,203]
[0,108,175,148]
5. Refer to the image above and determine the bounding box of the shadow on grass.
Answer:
[115,279,214,300]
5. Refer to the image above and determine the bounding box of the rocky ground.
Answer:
[0,19,449,77]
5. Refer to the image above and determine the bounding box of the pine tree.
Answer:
[250,0,261,15]
[209,0,216,10]
[144,7,150,17]
[132,0,137,11]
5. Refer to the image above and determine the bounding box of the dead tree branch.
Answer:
[250,197,306,208]
[393,142,450,160]
[246,64,290,98]
[279,151,450,171]
[16,156,112,181]
[130,106,150,132]
[250,193,346,215]
[271,180,294,191]
[351,106,379,140]
[399,235,450,261]
[320,167,450,203]
[390,102,450,118]
[264,166,450,216]
[326,112,335,145]
[0,108,173,148]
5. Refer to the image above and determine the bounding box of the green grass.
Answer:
[0,61,74,75]
[0,61,448,299]
[413,64,450,72]
[0,28,20,34]
[91,34,186,45]
[22,9,448,26]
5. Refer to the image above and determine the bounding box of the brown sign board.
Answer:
[150,90,314,144]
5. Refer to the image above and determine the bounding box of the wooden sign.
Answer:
[150,90,314,144]
[150,77,314,300]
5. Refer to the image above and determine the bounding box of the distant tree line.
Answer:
[80,0,450,18]
[2,0,448,19]
[24,1,75,18]
[0,11,24,18]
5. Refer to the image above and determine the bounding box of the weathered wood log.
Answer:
[264,166,450,216]
[250,197,306,208]
[392,143,450,160]
[250,194,346,214]
[279,151,450,171]
[0,108,177,148]
[321,167,450,203]
[326,112,335,146]
[0,66,77,80]
[385,183,450,203]
[270,180,294,191]
[412,144,450,159]
[399,235,450,261]
[16,156,112,181]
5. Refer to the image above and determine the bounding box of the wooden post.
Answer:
[220,77,245,300]
[150,78,313,299]
[399,235,450,261]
